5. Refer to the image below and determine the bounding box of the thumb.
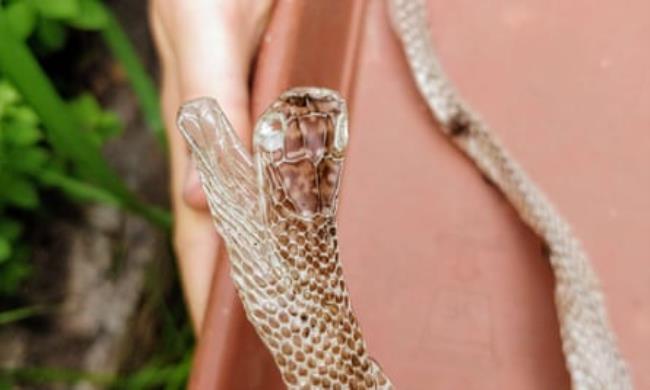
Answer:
[170,4,264,208]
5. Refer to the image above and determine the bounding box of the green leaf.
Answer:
[67,93,102,145]
[68,0,108,30]
[0,375,14,389]
[0,305,45,325]
[5,104,39,126]
[4,120,42,146]
[4,1,37,40]
[35,18,67,51]
[0,81,19,111]
[0,237,10,262]
[0,175,39,209]
[31,0,80,20]
[95,110,122,140]
[68,93,100,126]
[0,246,31,295]
[68,93,122,142]
[0,218,22,241]
[5,146,49,174]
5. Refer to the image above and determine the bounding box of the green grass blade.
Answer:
[40,169,171,228]
[40,169,123,207]
[97,1,167,148]
[0,305,45,326]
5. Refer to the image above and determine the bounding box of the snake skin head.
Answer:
[254,88,348,220]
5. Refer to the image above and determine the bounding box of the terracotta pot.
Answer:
[189,0,650,388]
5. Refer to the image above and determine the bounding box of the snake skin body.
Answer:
[178,88,392,389]
[387,0,632,388]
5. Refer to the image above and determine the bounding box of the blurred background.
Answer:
[0,0,191,388]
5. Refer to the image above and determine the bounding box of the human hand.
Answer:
[149,0,273,330]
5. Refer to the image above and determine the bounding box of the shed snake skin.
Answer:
[176,1,632,389]
[387,1,631,388]
[179,88,392,389]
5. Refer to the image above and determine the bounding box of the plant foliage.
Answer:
[0,0,170,297]
[0,1,190,387]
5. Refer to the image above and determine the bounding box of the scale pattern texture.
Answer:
[387,0,633,389]
[178,88,392,389]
